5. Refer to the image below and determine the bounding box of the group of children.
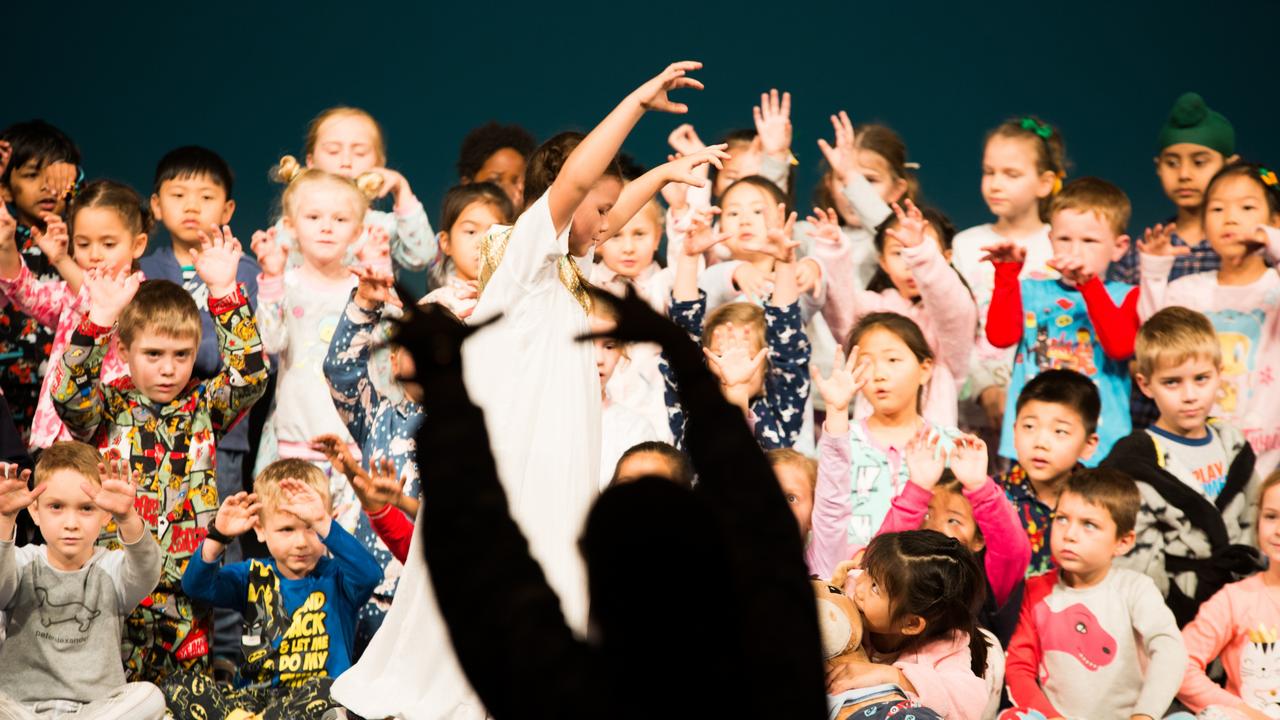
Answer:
[0,61,1278,720]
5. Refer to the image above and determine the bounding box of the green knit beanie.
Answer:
[1157,92,1235,156]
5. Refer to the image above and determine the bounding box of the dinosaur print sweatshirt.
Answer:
[1004,567,1187,720]
[0,526,162,704]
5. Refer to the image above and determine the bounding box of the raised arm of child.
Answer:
[895,202,978,379]
[753,212,811,448]
[313,437,414,564]
[549,61,705,236]
[250,226,290,354]
[806,347,870,578]
[323,271,396,448]
[950,435,1031,607]
[754,89,794,192]
[184,490,263,612]
[605,145,728,235]
[877,428,945,535]
[51,269,143,441]
[0,209,84,331]
[981,240,1027,349]
[1052,254,1139,360]
[191,226,270,435]
[84,457,162,608]
[817,110,893,231]
[0,463,42,596]
[1136,223,1187,321]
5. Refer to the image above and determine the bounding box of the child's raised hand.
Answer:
[41,161,78,202]
[904,427,946,491]
[810,346,871,413]
[351,266,403,310]
[683,207,731,256]
[250,228,286,278]
[213,491,261,538]
[311,433,359,480]
[668,123,706,156]
[354,458,405,514]
[278,479,331,535]
[31,212,69,264]
[1047,254,1095,286]
[753,88,793,160]
[816,111,860,186]
[732,263,772,303]
[796,258,822,296]
[356,224,394,274]
[805,207,844,247]
[979,240,1027,265]
[745,205,800,262]
[368,167,407,201]
[0,463,41,519]
[664,144,731,189]
[887,200,929,249]
[192,224,243,297]
[85,268,143,327]
[634,61,704,115]
[1136,223,1189,257]
[704,324,768,387]
[83,456,139,520]
[949,435,990,490]
[0,203,16,253]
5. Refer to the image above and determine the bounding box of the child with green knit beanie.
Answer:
[1112,92,1238,286]
[1110,92,1238,431]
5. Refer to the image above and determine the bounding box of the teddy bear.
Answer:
[815,562,910,720]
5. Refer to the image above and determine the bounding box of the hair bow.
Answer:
[1020,117,1052,140]
[1261,167,1279,188]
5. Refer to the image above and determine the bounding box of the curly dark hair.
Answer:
[456,121,537,181]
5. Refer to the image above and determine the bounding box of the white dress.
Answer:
[329,502,487,720]
[331,191,600,719]
[463,190,601,632]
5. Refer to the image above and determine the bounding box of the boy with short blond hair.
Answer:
[1004,468,1188,720]
[0,444,165,719]
[1102,306,1262,626]
[986,177,1139,462]
[50,230,269,682]
[161,459,381,720]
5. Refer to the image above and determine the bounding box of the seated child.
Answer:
[808,314,963,574]
[608,441,694,488]
[825,530,991,720]
[999,369,1101,577]
[883,433,1031,645]
[985,177,1138,462]
[767,447,816,539]
[0,180,148,450]
[0,119,81,446]
[162,459,381,720]
[664,199,810,450]
[1104,306,1263,627]
[1179,471,1280,720]
[51,230,269,682]
[809,200,976,427]
[455,120,537,207]
[592,302,661,489]
[424,182,514,319]
[321,265,426,650]
[1138,161,1280,475]
[1004,468,1188,720]
[0,444,165,720]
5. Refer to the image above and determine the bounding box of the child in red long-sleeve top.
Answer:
[983,177,1137,463]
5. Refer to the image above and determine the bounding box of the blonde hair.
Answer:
[253,459,331,516]
[1049,176,1132,236]
[305,106,386,165]
[35,441,102,488]
[1135,306,1222,378]
[702,302,765,352]
[766,448,817,489]
[1260,470,1280,537]
[273,155,381,222]
[118,280,202,346]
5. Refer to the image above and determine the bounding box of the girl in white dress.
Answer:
[331,60,726,720]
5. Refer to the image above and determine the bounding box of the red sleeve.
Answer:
[367,505,414,564]
[985,262,1024,348]
[1079,280,1139,360]
[1003,573,1061,717]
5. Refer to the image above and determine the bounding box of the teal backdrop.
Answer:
[5,1,1279,294]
